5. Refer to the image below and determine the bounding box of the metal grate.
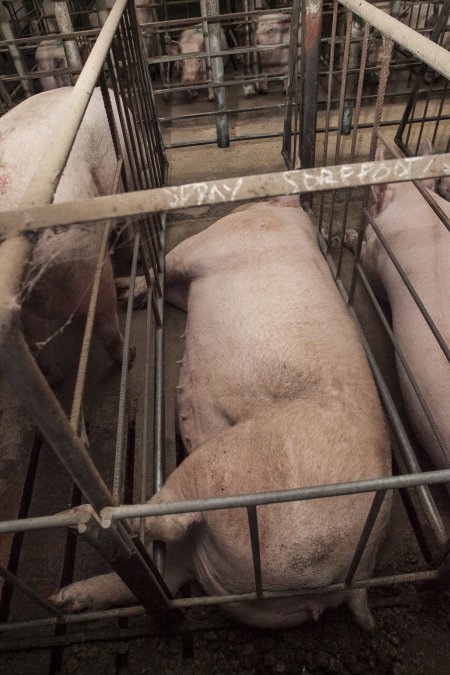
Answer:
[0,0,448,660]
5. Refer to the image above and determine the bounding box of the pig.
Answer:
[165,24,228,100]
[35,38,90,91]
[254,13,295,94]
[50,196,391,629]
[344,148,450,476]
[0,87,137,382]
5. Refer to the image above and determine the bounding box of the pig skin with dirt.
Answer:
[0,87,131,382]
[50,196,391,629]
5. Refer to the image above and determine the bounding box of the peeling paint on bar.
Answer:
[0,154,449,239]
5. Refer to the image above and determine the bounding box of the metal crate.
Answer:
[0,0,449,661]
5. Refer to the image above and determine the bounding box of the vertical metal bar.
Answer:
[153,213,167,574]
[247,506,263,599]
[52,0,83,76]
[299,0,323,207]
[335,21,369,277]
[203,0,229,148]
[140,284,153,544]
[318,0,339,231]
[348,35,393,306]
[0,3,33,97]
[113,233,140,501]
[282,0,302,168]
[344,490,387,586]
[199,0,214,100]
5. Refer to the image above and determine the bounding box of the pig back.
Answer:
[372,185,450,470]
[176,203,387,453]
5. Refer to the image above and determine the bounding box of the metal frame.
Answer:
[0,0,449,654]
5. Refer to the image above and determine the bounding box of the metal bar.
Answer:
[247,506,263,599]
[69,164,121,432]
[0,3,33,97]
[204,0,229,148]
[344,490,387,586]
[140,285,153,543]
[281,0,302,166]
[101,469,450,524]
[338,0,450,79]
[2,155,450,237]
[152,213,166,574]
[0,569,441,643]
[0,324,115,512]
[0,565,63,619]
[53,0,83,77]
[113,234,141,501]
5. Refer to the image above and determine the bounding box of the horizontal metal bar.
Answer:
[0,569,440,641]
[102,470,450,524]
[338,0,450,79]
[0,512,81,535]
[1,155,449,239]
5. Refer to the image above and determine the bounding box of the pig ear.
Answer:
[421,138,436,191]
[371,183,393,213]
[423,138,433,155]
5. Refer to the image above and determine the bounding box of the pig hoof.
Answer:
[344,229,359,252]
[48,587,88,613]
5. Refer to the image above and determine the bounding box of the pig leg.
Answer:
[49,572,135,612]
[347,588,375,631]
[49,540,192,613]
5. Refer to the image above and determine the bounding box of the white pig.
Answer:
[35,38,90,91]
[50,196,391,629]
[346,148,450,476]
[0,87,136,382]
[166,25,228,100]
[255,13,296,93]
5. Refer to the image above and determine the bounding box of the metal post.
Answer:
[52,0,83,76]
[153,215,166,574]
[299,0,322,207]
[0,2,33,97]
[203,0,229,148]
[282,0,302,168]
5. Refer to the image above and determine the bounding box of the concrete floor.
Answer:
[0,76,449,673]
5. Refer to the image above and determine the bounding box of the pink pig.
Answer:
[50,197,391,629]
[0,87,136,382]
